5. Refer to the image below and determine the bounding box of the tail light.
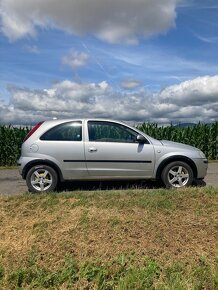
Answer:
[23,121,44,142]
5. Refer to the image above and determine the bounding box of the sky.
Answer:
[0,0,218,125]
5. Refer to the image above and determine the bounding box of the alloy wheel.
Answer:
[167,165,190,188]
[30,169,53,192]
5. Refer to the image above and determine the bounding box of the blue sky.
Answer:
[0,0,218,124]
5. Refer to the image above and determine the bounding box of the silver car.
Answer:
[18,119,208,193]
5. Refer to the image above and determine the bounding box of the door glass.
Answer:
[40,121,82,141]
[88,121,140,143]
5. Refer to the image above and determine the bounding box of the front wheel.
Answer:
[26,165,58,193]
[161,161,193,188]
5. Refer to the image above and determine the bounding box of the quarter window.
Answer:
[40,122,82,141]
[88,121,139,143]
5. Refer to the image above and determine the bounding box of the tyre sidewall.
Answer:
[26,165,58,193]
[161,161,193,188]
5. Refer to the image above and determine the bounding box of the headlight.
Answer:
[199,151,206,158]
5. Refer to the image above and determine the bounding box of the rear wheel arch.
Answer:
[156,156,197,180]
[22,159,64,182]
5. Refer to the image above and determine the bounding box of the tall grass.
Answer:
[0,122,217,166]
[1,255,217,289]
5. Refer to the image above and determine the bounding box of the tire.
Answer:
[26,165,58,193]
[161,161,193,188]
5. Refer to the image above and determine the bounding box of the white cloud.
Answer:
[1,75,218,125]
[121,79,141,90]
[62,51,89,70]
[159,75,218,106]
[0,0,178,43]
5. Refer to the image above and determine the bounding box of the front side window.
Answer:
[40,121,82,141]
[88,121,139,143]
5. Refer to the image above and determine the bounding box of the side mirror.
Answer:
[136,135,147,144]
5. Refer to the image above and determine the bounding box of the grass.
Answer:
[0,187,218,289]
[0,166,18,170]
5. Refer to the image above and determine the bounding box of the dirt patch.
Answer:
[205,163,218,187]
[0,169,27,195]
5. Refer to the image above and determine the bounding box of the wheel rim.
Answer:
[167,165,190,188]
[30,169,53,192]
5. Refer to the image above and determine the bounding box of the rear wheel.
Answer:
[26,165,58,193]
[161,161,193,188]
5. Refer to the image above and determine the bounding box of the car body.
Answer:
[18,119,208,192]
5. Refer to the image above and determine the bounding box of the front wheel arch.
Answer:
[156,156,197,180]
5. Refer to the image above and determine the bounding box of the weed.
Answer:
[109,217,121,227]
[0,265,4,280]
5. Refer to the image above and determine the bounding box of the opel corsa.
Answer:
[18,119,208,193]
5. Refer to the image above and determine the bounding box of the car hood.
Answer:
[160,140,198,151]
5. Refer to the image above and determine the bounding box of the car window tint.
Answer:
[40,122,82,141]
[88,121,138,143]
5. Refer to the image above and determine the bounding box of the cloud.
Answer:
[0,0,178,43]
[62,51,89,70]
[1,75,218,125]
[192,31,218,44]
[121,79,141,90]
[159,75,218,106]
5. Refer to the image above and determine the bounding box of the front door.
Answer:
[85,121,155,178]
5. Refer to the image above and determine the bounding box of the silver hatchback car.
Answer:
[18,119,208,193]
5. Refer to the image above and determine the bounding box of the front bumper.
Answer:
[193,158,208,179]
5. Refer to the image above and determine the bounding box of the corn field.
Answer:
[0,122,218,166]
[137,122,218,160]
[0,125,30,166]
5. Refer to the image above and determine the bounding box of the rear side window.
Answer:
[40,122,82,141]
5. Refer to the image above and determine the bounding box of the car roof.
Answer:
[43,118,128,125]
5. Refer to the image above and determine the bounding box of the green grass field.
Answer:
[0,187,218,289]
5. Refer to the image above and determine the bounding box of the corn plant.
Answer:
[0,122,217,166]
[138,122,218,160]
[0,125,30,166]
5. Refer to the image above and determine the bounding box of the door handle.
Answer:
[88,147,97,153]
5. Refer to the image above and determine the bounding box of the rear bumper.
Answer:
[17,157,24,176]
[17,156,38,179]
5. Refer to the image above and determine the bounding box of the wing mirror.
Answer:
[136,134,147,144]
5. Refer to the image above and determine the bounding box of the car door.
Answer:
[85,120,155,178]
[39,120,88,179]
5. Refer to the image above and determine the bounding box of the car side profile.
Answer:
[18,119,208,193]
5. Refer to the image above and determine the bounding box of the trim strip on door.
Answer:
[63,160,152,163]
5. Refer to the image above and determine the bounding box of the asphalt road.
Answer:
[0,163,218,195]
